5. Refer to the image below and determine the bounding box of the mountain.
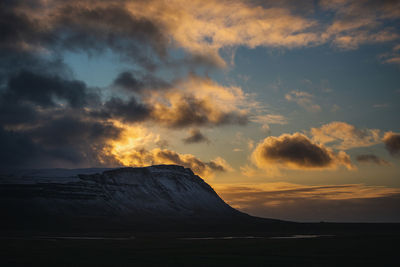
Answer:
[1,165,273,232]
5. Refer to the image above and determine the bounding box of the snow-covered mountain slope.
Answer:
[0,165,251,231]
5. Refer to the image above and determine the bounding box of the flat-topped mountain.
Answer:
[1,165,274,232]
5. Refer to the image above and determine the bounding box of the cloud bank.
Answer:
[215,182,400,222]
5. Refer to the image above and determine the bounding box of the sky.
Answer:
[1,0,400,222]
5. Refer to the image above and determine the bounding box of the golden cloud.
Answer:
[112,148,231,179]
[320,0,400,50]
[9,0,400,66]
[310,121,381,150]
[251,133,354,171]
[145,74,250,127]
[126,0,320,66]
[102,121,232,178]
[214,182,400,221]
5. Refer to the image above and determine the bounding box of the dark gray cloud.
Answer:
[182,129,210,144]
[383,132,400,157]
[0,126,38,168]
[102,97,151,123]
[0,1,47,51]
[152,95,248,128]
[356,154,390,166]
[113,71,171,93]
[56,4,166,70]
[5,70,88,108]
[256,134,332,167]
[0,116,122,169]
[0,62,123,168]
[0,1,169,72]
[114,72,142,91]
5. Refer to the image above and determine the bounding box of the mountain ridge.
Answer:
[1,165,281,232]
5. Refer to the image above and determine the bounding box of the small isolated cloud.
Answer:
[356,154,390,166]
[182,129,210,144]
[383,131,400,157]
[380,44,400,65]
[285,90,321,112]
[373,103,389,108]
[252,133,353,171]
[310,121,381,150]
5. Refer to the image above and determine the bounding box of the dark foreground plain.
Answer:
[1,223,399,267]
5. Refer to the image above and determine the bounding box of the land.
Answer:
[1,224,399,266]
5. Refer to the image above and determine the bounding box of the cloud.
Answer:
[146,74,249,128]
[384,56,400,64]
[2,0,400,69]
[182,129,210,144]
[4,70,89,108]
[107,147,231,178]
[113,71,171,93]
[149,94,248,128]
[285,90,321,112]
[251,114,287,131]
[214,182,400,222]
[0,0,319,68]
[101,73,252,128]
[310,121,381,150]
[100,97,151,123]
[252,133,354,171]
[356,154,390,166]
[320,0,400,50]
[1,0,398,172]
[0,54,249,170]
[0,1,169,70]
[383,131,400,157]
[379,44,400,65]
[0,117,123,168]
[126,0,320,66]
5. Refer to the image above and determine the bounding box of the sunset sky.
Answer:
[1,0,399,222]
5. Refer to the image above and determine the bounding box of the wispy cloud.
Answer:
[285,90,321,112]
[310,122,381,150]
[356,154,390,166]
[215,182,400,222]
